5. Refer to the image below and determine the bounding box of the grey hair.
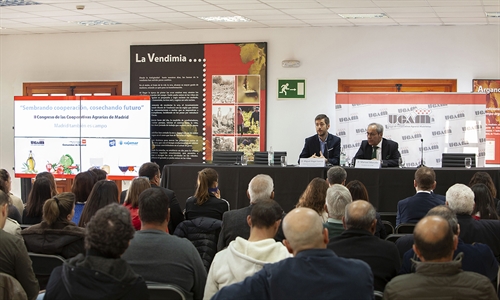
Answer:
[248,174,274,204]
[368,123,384,134]
[344,201,376,230]
[327,166,347,185]
[326,184,352,219]
[446,184,475,215]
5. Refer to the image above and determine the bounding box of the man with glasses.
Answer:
[299,114,341,166]
[353,123,401,168]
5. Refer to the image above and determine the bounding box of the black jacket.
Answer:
[354,138,401,167]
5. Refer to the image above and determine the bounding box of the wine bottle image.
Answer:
[27,150,36,171]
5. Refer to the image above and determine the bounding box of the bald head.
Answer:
[248,174,274,204]
[344,200,377,233]
[283,207,327,254]
[413,215,456,262]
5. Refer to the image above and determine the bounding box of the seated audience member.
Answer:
[205,200,289,299]
[326,166,347,186]
[296,177,329,222]
[346,180,387,238]
[383,215,496,300]
[0,169,24,216]
[298,114,341,166]
[89,167,107,181]
[468,171,500,215]
[353,123,400,168]
[44,204,147,300]
[22,192,85,259]
[35,171,58,195]
[3,217,22,238]
[0,175,22,224]
[324,184,352,239]
[0,190,39,300]
[78,180,119,227]
[328,200,400,292]
[471,183,499,220]
[446,183,500,261]
[71,171,96,224]
[212,207,374,300]
[23,177,55,224]
[396,167,445,226]
[218,174,282,251]
[185,168,229,221]
[399,205,498,283]
[123,177,151,230]
[122,188,206,300]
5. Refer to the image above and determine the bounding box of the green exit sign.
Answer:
[277,79,306,99]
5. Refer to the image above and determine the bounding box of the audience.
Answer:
[327,200,400,292]
[185,168,230,221]
[396,167,445,226]
[23,177,55,224]
[468,171,500,215]
[123,177,151,230]
[471,183,499,220]
[324,184,352,239]
[0,190,39,300]
[122,188,206,300]
[44,204,147,300]
[383,215,496,299]
[212,207,373,300]
[88,167,107,181]
[78,180,119,227]
[35,171,58,195]
[0,173,22,224]
[296,177,329,221]
[205,200,289,299]
[326,166,347,186]
[0,169,24,216]
[71,171,96,224]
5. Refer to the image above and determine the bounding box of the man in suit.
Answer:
[353,123,400,167]
[396,167,445,226]
[299,114,341,165]
[217,174,283,251]
[327,200,400,292]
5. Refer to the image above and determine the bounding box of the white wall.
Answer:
[1,25,500,196]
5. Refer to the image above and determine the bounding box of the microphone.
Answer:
[418,138,425,168]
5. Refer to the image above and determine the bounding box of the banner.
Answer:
[473,79,500,163]
[14,96,150,179]
[130,43,267,167]
[335,93,487,168]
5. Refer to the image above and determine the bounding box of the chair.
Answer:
[212,151,244,164]
[396,223,416,234]
[382,220,394,235]
[20,224,32,230]
[28,252,66,290]
[147,282,186,300]
[253,151,287,165]
[441,153,476,168]
[0,272,27,300]
[385,234,407,243]
[374,290,384,300]
[379,212,397,228]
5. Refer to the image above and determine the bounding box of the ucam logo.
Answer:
[475,110,485,116]
[444,112,465,121]
[400,148,410,155]
[419,144,440,152]
[479,138,486,143]
[432,129,452,136]
[368,110,388,118]
[479,151,486,157]
[398,106,417,113]
[335,104,342,109]
[338,115,359,123]
[448,140,470,148]
[428,104,447,109]
[343,142,362,149]
[109,140,116,147]
[336,129,347,137]
[401,133,423,141]
[405,161,420,167]
[388,114,433,124]
[355,128,366,134]
[30,140,44,146]
[462,124,482,132]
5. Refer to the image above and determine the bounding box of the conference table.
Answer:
[161,164,500,213]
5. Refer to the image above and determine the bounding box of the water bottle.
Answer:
[340,151,346,166]
[268,146,274,166]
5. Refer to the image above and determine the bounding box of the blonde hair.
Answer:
[124,177,151,208]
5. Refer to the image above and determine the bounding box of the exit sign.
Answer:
[277,79,306,99]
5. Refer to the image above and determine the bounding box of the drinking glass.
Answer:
[280,156,287,167]
[241,155,248,166]
[464,157,472,169]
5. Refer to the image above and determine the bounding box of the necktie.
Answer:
[372,146,378,159]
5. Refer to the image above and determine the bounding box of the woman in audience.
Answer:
[0,172,22,224]
[89,167,107,181]
[123,177,150,230]
[296,177,329,222]
[78,180,119,227]
[185,168,229,220]
[35,171,58,196]
[71,171,96,224]
[0,169,24,218]
[469,172,500,215]
[471,183,499,220]
[23,177,55,224]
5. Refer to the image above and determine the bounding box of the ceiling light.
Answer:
[199,16,251,22]
[76,20,121,26]
[486,12,500,18]
[338,13,387,19]
[0,0,40,6]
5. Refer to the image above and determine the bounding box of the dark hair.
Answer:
[194,168,218,205]
[296,177,329,215]
[26,177,55,218]
[414,216,454,261]
[471,183,499,220]
[250,200,283,229]
[138,188,170,225]
[35,172,58,195]
[85,203,134,258]
[0,169,10,194]
[469,172,497,198]
[346,180,369,201]
[138,162,160,181]
[43,192,75,225]
[89,168,107,181]
[315,114,330,126]
[415,167,436,190]
[327,166,347,185]
[78,180,119,227]
[72,171,96,203]
[0,190,8,206]
[124,177,151,208]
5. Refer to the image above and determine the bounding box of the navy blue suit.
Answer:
[299,133,341,165]
[396,192,445,226]
[457,214,500,262]
[354,138,400,167]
